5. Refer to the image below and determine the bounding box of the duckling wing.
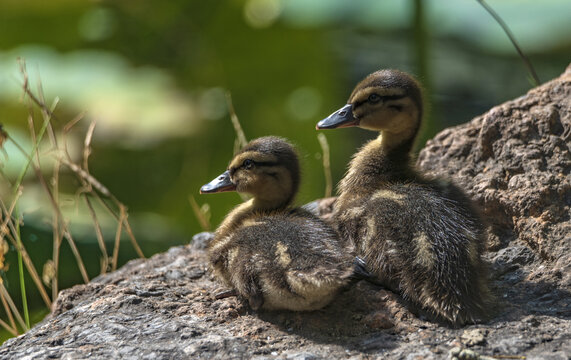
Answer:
[335,182,491,323]
[221,213,353,311]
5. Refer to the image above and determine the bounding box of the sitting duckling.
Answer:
[200,136,356,311]
[316,69,493,325]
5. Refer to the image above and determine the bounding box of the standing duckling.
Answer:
[316,70,493,325]
[200,136,356,311]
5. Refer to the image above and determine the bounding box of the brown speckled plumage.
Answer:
[317,70,494,325]
[201,136,354,311]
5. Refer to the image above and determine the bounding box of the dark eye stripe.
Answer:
[229,160,278,175]
[382,94,407,101]
[252,161,279,168]
[355,94,406,107]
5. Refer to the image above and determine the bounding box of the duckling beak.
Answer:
[316,104,358,129]
[200,170,237,194]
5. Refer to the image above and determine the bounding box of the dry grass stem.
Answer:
[111,208,124,272]
[14,239,52,308]
[0,57,152,344]
[50,158,62,301]
[17,59,57,125]
[62,112,86,134]
[0,204,52,307]
[90,191,145,260]
[233,138,242,158]
[84,195,109,274]
[61,230,89,283]
[475,0,540,86]
[189,195,211,231]
[1,192,52,308]
[225,92,248,152]
[0,196,19,243]
[224,94,250,201]
[0,317,18,337]
[0,59,148,337]
[0,290,18,335]
[82,120,96,172]
[0,189,30,329]
[0,283,27,331]
[61,159,112,198]
[25,108,90,287]
[120,205,144,259]
[317,133,333,198]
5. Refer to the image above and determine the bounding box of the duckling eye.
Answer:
[242,159,254,169]
[368,93,381,103]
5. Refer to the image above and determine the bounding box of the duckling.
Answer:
[316,69,493,325]
[200,136,356,311]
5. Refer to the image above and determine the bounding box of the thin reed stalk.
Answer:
[317,133,333,198]
[0,283,27,331]
[0,59,148,339]
[120,205,144,259]
[111,207,124,272]
[0,318,18,337]
[18,60,145,280]
[224,91,249,201]
[16,62,91,286]
[50,158,62,301]
[0,289,18,335]
[12,61,57,328]
[14,202,29,328]
[189,195,211,231]
[1,198,52,308]
[84,195,109,274]
[475,0,540,86]
[80,120,109,274]
[225,92,248,152]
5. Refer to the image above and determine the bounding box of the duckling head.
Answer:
[201,136,300,210]
[317,69,423,150]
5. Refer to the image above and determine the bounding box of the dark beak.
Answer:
[316,104,358,130]
[200,170,236,194]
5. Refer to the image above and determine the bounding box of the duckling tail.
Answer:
[350,256,374,281]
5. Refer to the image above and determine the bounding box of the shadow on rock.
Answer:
[254,281,404,354]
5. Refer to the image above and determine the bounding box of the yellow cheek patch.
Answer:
[275,241,291,267]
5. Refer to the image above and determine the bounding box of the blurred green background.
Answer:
[0,0,570,340]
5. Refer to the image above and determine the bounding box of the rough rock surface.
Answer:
[1,66,570,359]
[417,63,571,288]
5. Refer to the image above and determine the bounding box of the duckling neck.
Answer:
[215,199,255,240]
[338,132,415,195]
[215,197,292,240]
[252,196,292,211]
